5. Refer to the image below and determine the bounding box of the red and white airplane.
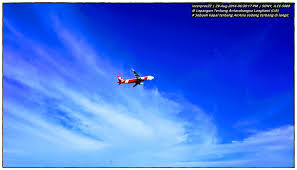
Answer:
[117,69,154,87]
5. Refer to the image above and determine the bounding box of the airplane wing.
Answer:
[132,83,139,88]
[131,68,141,79]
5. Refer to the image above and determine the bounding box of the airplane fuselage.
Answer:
[123,76,150,84]
[117,69,154,87]
[117,76,154,85]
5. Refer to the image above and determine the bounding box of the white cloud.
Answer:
[152,125,293,167]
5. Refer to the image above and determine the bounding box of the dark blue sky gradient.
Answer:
[3,3,294,166]
[4,3,294,142]
[72,3,294,142]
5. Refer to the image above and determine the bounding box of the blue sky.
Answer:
[3,3,294,167]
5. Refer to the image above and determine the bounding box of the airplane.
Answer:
[117,68,154,87]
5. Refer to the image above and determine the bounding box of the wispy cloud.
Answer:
[3,8,294,167]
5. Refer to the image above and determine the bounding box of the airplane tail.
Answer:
[117,76,125,84]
